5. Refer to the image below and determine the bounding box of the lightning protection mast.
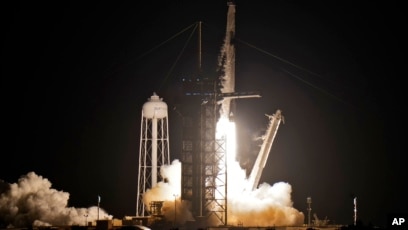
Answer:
[307,197,312,227]
[353,197,357,226]
[136,92,171,216]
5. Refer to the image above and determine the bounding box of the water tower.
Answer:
[136,92,170,216]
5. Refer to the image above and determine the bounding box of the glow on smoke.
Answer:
[216,116,304,226]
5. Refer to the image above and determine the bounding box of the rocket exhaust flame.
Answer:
[216,117,304,226]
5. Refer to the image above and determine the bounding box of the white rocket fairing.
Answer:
[219,2,236,120]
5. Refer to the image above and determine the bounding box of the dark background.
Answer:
[1,0,406,227]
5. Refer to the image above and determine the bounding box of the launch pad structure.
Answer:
[178,1,265,226]
[179,78,226,224]
[135,1,283,228]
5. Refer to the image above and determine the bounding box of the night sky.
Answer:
[1,0,406,227]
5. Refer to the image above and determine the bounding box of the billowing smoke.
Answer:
[0,172,112,228]
[227,160,305,226]
[142,160,194,225]
[229,182,304,226]
[141,157,304,226]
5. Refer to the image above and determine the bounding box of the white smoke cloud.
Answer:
[228,181,304,226]
[0,172,112,228]
[141,156,304,227]
[142,159,194,225]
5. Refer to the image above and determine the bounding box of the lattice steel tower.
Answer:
[180,2,236,226]
[136,93,171,216]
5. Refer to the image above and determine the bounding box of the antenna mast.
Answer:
[307,197,312,227]
[353,197,357,226]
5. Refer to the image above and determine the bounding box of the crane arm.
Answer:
[245,109,283,191]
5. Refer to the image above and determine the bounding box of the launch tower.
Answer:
[179,2,260,226]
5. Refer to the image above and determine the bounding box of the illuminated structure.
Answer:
[180,1,261,226]
[136,93,171,216]
[178,2,232,225]
[179,76,221,221]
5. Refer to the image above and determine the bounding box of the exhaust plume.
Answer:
[221,119,305,226]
